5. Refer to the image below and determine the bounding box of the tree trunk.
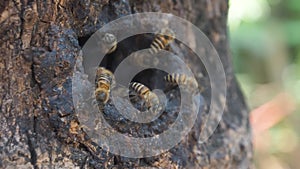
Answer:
[0,0,252,168]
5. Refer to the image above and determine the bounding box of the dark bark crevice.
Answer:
[26,131,37,168]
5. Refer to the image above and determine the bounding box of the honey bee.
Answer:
[164,73,199,92]
[149,28,175,54]
[95,67,114,104]
[101,33,117,54]
[129,82,160,109]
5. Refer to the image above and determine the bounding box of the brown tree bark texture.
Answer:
[0,0,252,168]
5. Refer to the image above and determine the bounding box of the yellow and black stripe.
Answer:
[95,67,114,104]
[129,82,150,97]
[164,73,188,85]
[149,28,175,54]
[164,73,199,92]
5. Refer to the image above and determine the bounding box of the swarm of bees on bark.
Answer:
[94,28,201,111]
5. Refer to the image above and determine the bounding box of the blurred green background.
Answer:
[228,0,300,168]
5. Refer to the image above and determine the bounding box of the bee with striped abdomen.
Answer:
[95,67,114,104]
[129,82,160,109]
[102,33,117,54]
[149,28,175,54]
[164,73,200,93]
[129,28,175,67]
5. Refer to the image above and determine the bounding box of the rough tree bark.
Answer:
[0,0,252,168]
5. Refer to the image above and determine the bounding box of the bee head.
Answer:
[95,88,109,104]
[102,33,117,45]
[159,28,175,41]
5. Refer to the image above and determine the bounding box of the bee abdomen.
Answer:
[149,28,175,54]
[164,73,187,84]
[129,82,160,110]
[96,67,114,83]
[129,82,150,96]
[150,36,166,53]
